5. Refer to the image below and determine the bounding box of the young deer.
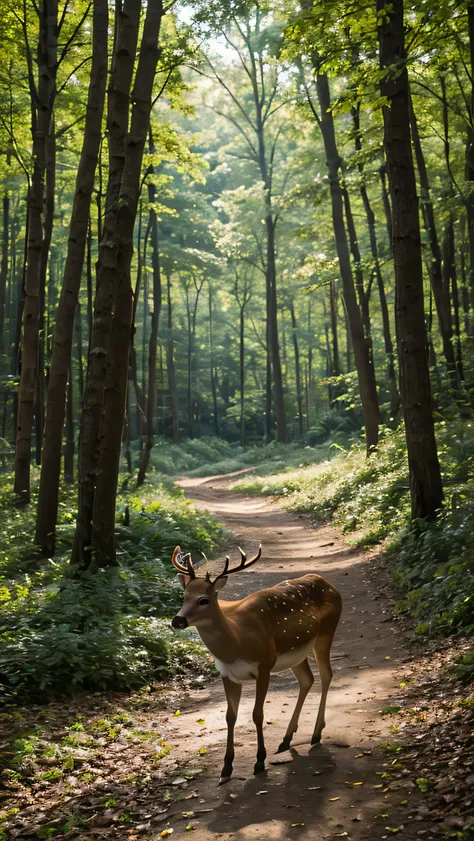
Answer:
[170,545,342,784]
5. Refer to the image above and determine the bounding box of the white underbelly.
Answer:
[272,638,316,673]
[214,639,316,684]
[214,657,260,684]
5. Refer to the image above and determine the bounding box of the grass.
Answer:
[233,421,474,640]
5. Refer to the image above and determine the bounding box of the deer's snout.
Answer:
[171,614,188,630]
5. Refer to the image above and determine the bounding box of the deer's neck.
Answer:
[196,601,238,662]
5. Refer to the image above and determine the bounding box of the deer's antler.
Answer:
[171,545,196,580]
[214,544,262,582]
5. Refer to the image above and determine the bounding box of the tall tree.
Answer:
[35,0,108,552]
[377,0,443,520]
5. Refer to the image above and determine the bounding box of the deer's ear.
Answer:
[213,576,228,593]
[177,573,191,589]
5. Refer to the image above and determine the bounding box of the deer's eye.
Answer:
[198,597,210,606]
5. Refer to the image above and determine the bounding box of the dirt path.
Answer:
[156,476,419,841]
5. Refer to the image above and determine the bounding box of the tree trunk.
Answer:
[409,96,457,384]
[351,106,399,416]
[209,283,219,436]
[137,167,162,486]
[14,0,58,503]
[72,0,142,566]
[35,0,107,551]
[239,305,245,447]
[166,273,179,443]
[377,0,443,520]
[290,301,304,438]
[89,0,164,565]
[64,362,74,483]
[465,2,474,315]
[315,71,381,450]
[0,196,9,353]
[379,163,393,257]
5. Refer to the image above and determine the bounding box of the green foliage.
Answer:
[235,420,474,638]
[0,475,222,704]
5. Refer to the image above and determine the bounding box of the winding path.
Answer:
[162,474,412,840]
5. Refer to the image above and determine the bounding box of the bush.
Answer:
[0,476,223,703]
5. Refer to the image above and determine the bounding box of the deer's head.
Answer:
[170,544,262,630]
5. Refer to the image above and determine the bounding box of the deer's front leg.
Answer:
[253,668,270,775]
[219,677,242,785]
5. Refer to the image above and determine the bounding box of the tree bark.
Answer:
[165,273,179,443]
[64,361,74,483]
[35,0,107,551]
[72,0,142,565]
[137,164,162,486]
[89,0,164,564]
[290,301,304,438]
[208,283,219,436]
[14,0,58,503]
[351,106,399,416]
[0,196,9,353]
[409,96,457,384]
[315,71,381,450]
[377,0,443,520]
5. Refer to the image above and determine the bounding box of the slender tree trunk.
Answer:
[352,106,399,415]
[137,163,162,486]
[35,124,56,467]
[35,0,107,551]
[209,283,219,436]
[72,0,142,566]
[14,0,58,503]
[290,301,304,438]
[379,163,393,257]
[64,362,74,483]
[166,273,179,443]
[0,196,9,353]
[239,305,245,447]
[465,2,474,315]
[315,71,381,449]
[409,96,457,385]
[89,0,164,564]
[377,0,443,520]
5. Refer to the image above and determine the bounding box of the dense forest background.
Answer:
[0,0,473,699]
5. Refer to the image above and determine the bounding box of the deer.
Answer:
[170,544,342,784]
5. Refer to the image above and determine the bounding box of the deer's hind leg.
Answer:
[277,658,314,753]
[311,632,335,745]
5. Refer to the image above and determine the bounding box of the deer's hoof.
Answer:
[276,738,291,753]
[310,733,321,745]
[218,775,232,786]
[253,760,265,775]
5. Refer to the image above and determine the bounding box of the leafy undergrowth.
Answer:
[147,432,351,481]
[234,421,474,639]
[0,473,222,704]
[375,638,474,839]
[0,683,210,841]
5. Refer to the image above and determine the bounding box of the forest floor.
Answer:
[1,474,473,841]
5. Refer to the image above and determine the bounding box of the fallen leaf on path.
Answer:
[345,781,364,786]
[196,719,205,725]
[198,748,207,755]
[172,711,181,717]
[160,831,174,838]
[385,827,404,834]
[307,786,321,791]
[290,823,305,828]
[185,825,195,831]
[256,790,268,795]
[329,797,340,801]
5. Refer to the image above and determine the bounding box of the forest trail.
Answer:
[159,476,416,841]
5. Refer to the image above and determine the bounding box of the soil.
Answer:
[3,474,472,841]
